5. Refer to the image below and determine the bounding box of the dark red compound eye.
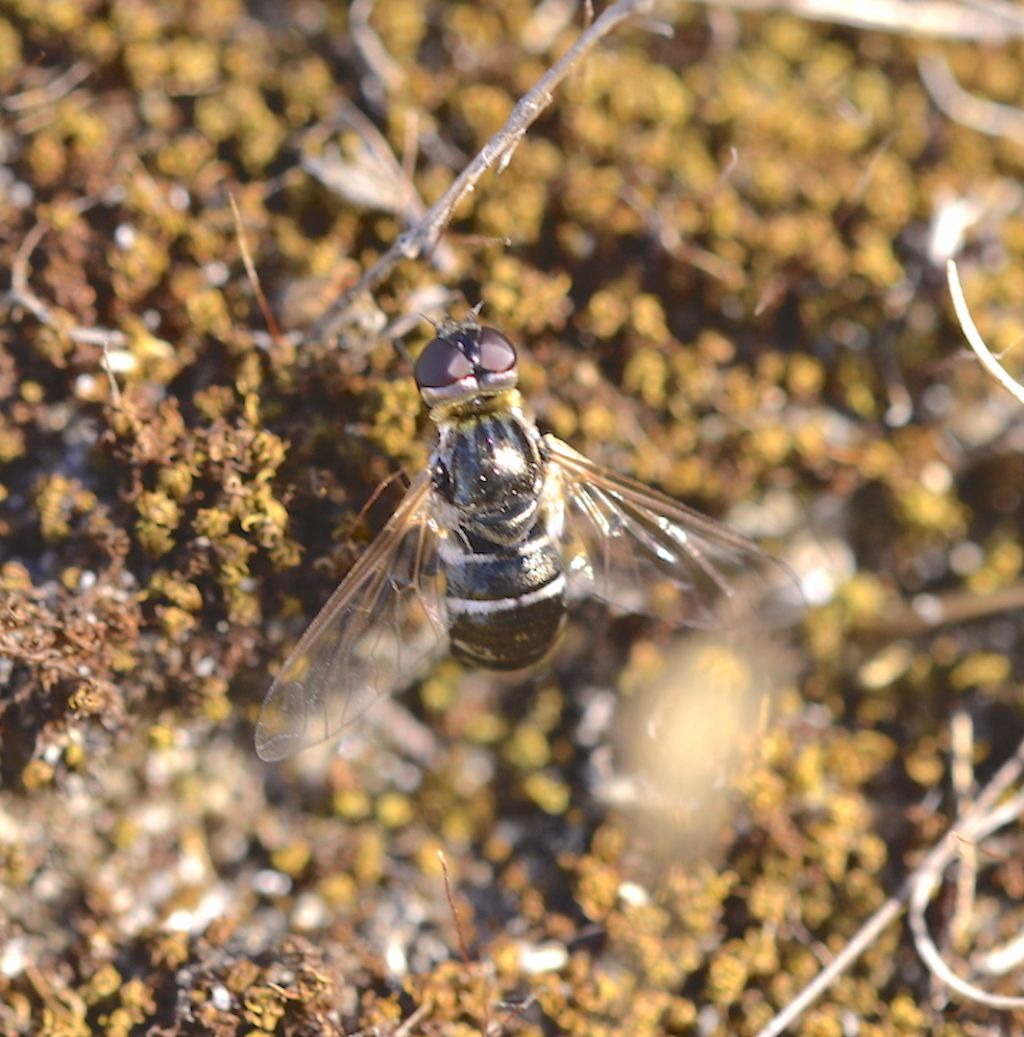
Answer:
[414,337,474,388]
[477,327,517,374]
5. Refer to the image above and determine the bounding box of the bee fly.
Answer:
[256,318,800,761]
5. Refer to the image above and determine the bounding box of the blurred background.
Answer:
[2,0,1024,1033]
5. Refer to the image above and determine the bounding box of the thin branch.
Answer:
[487,993,539,1037]
[919,51,1024,146]
[684,0,1024,41]
[950,710,977,954]
[438,851,472,968]
[308,102,458,274]
[947,259,1024,407]
[909,786,1024,1010]
[392,1001,431,1037]
[350,0,405,98]
[754,734,1024,1037]
[228,192,284,344]
[621,183,746,286]
[974,928,1024,977]
[853,580,1024,638]
[4,60,92,112]
[99,342,124,410]
[7,201,128,349]
[438,849,500,1036]
[306,0,655,343]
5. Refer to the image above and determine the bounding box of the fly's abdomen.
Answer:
[444,526,566,670]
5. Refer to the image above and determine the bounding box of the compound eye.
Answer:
[414,337,473,389]
[477,327,517,374]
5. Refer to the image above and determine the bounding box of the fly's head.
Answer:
[414,319,518,412]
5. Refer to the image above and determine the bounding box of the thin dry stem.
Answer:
[99,342,124,410]
[334,102,457,274]
[437,850,500,1036]
[950,710,977,954]
[306,0,655,344]
[948,259,1024,406]
[686,0,1024,40]
[392,1001,431,1037]
[228,192,284,344]
[8,201,128,350]
[350,0,405,98]
[438,850,472,968]
[919,51,1024,145]
[4,60,92,112]
[909,786,1024,1010]
[754,734,1024,1037]
[854,579,1024,637]
[974,928,1024,977]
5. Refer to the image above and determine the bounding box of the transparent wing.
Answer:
[542,435,802,629]
[256,471,447,761]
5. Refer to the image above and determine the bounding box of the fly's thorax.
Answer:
[431,405,545,547]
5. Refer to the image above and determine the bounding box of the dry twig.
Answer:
[228,192,284,344]
[349,0,405,100]
[438,850,472,968]
[908,785,1024,1011]
[919,51,1024,146]
[4,60,92,112]
[391,1001,431,1037]
[303,102,458,275]
[950,710,977,955]
[685,0,1024,41]
[853,579,1024,638]
[754,734,1024,1036]
[306,0,655,344]
[7,198,128,350]
[947,259,1024,407]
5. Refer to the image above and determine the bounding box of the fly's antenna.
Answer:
[455,303,482,335]
[433,309,475,340]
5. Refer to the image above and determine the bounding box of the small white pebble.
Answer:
[105,349,137,374]
[617,881,650,908]
[385,939,408,977]
[114,224,136,250]
[10,181,33,208]
[1,938,26,977]
[949,540,983,576]
[193,655,216,678]
[920,460,952,494]
[912,593,945,626]
[519,941,568,974]
[179,851,207,884]
[253,869,292,897]
[164,908,196,932]
[204,260,229,287]
[697,1005,720,1036]
[291,892,326,932]
[211,984,232,1012]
